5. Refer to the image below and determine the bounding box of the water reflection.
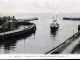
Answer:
[50,29,59,37]
[0,30,36,52]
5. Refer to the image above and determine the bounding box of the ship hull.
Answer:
[50,24,59,32]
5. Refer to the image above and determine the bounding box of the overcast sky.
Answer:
[0,0,80,14]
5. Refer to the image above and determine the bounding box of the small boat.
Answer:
[32,14,38,20]
[50,20,59,31]
[50,15,59,31]
[32,17,38,20]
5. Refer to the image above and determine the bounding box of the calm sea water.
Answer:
[0,13,80,54]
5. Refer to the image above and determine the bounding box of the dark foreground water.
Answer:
[0,13,80,54]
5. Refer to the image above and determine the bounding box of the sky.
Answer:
[0,0,80,14]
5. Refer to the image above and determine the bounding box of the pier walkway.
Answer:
[0,26,29,36]
[60,36,80,54]
[45,31,80,54]
[0,24,36,36]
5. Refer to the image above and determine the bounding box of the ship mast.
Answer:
[56,15,58,20]
[35,14,36,17]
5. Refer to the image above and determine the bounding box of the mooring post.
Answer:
[73,30,74,38]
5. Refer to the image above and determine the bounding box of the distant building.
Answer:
[0,16,18,32]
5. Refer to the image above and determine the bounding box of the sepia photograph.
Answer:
[0,0,80,59]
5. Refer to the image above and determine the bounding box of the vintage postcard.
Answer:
[0,0,80,59]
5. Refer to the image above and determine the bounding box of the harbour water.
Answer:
[0,13,80,54]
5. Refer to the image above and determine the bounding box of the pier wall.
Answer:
[0,22,36,40]
[17,22,33,26]
[63,17,80,20]
[45,31,80,54]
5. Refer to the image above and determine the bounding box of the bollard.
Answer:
[78,25,80,31]
[73,30,74,38]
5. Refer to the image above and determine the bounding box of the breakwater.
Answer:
[0,22,36,40]
[63,17,80,20]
